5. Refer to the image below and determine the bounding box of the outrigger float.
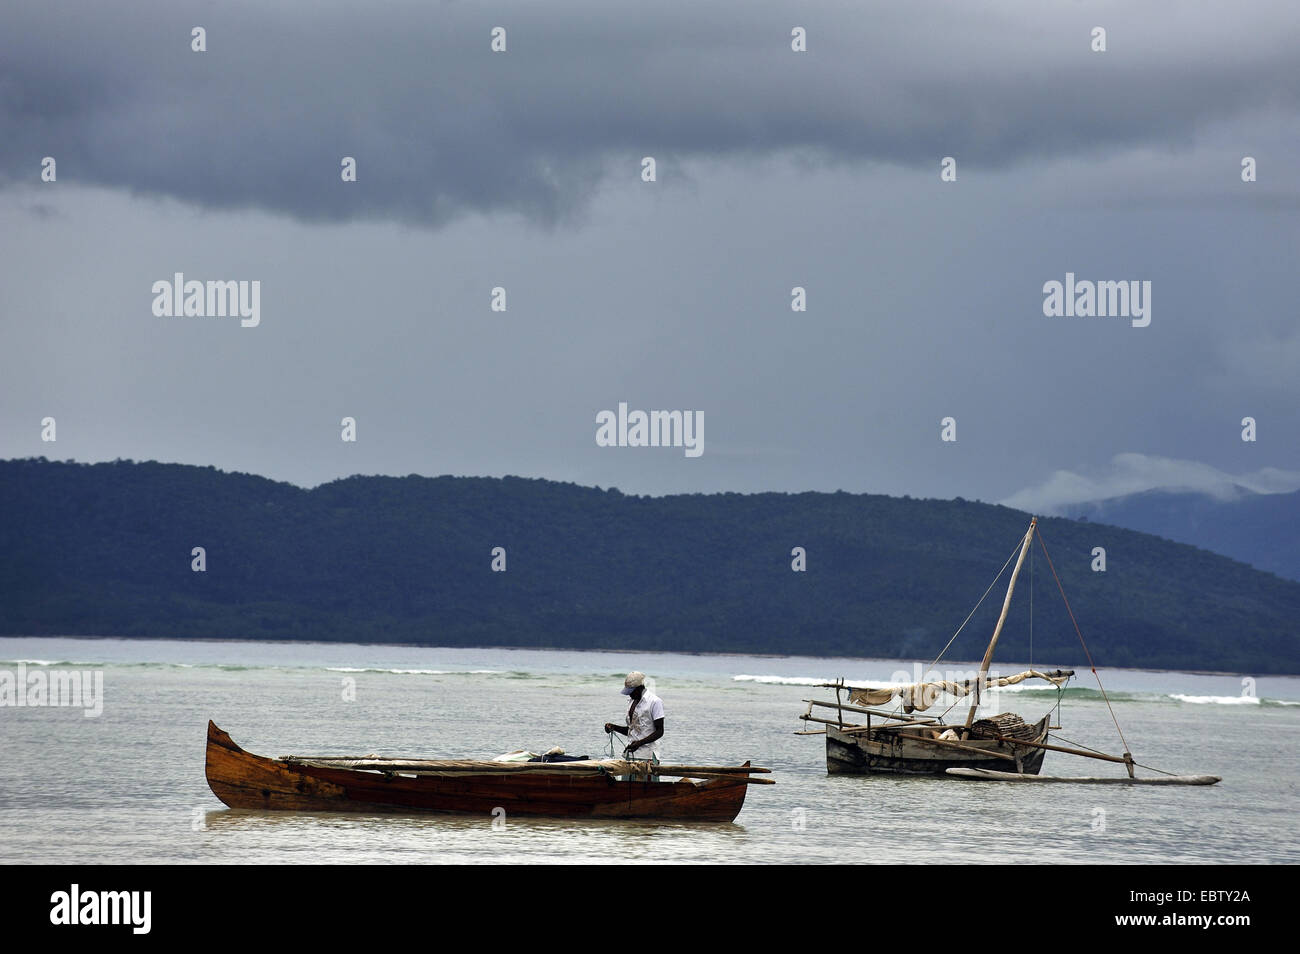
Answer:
[798,518,1221,786]
[205,721,771,821]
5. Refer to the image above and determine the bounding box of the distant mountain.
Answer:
[1061,488,1300,582]
[2,458,1298,673]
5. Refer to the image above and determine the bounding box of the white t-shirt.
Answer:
[626,690,665,762]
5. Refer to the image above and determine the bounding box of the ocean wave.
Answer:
[731,674,1076,692]
[324,667,502,675]
[729,674,1294,708]
[3,658,116,669]
[732,674,833,686]
[1168,694,1261,706]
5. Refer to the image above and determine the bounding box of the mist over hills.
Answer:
[1061,488,1300,583]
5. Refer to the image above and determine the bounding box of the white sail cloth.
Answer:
[848,669,1071,712]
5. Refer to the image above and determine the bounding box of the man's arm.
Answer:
[603,722,628,736]
[626,718,664,752]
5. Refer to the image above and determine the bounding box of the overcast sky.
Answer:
[2,1,1298,507]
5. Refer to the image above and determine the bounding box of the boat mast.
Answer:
[963,517,1037,730]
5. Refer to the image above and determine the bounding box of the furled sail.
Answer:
[847,669,1074,713]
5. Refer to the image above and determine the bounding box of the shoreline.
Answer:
[0,632,1290,679]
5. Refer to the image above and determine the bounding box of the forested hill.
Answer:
[2,459,1297,674]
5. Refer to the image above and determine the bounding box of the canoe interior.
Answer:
[205,721,750,821]
[825,712,1051,776]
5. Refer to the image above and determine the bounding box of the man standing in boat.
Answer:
[604,671,664,762]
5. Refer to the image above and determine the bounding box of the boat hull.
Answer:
[825,714,1050,776]
[205,721,749,821]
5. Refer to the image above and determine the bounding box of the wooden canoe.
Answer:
[205,721,754,821]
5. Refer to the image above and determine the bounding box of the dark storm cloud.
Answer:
[3,1,1298,227]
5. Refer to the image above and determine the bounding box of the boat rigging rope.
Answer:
[837,537,1020,725]
[1035,526,1132,757]
[928,540,1022,674]
[924,541,1024,723]
[1051,732,1179,777]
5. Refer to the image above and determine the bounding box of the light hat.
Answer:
[621,671,646,695]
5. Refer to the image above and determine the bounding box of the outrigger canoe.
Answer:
[799,517,1221,785]
[205,721,769,821]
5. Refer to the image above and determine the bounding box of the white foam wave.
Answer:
[1168,693,1260,705]
[325,667,501,675]
[733,674,1050,693]
[733,674,834,686]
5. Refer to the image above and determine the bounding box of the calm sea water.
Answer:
[1,637,1297,864]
